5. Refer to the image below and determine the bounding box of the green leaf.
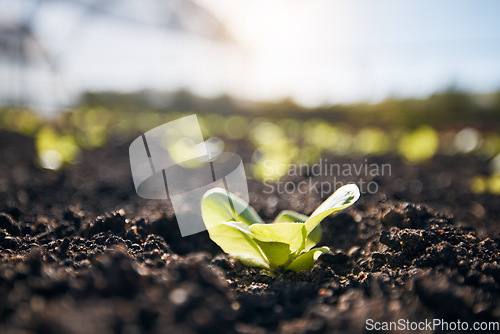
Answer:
[272,210,308,224]
[286,247,330,272]
[221,221,259,238]
[201,189,268,269]
[304,184,360,234]
[201,187,264,230]
[209,222,270,269]
[222,221,292,268]
[274,210,322,251]
[250,223,306,253]
[304,225,322,251]
[254,240,291,268]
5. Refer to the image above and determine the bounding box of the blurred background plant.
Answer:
[1,0,500,195]
[2,89,500,195]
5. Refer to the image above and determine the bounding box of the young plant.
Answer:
[201,184,360,273]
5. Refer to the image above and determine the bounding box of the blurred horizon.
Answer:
[1,0,500,113]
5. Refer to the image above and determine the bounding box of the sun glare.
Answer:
[202,0,355,105]
[227,0,328,101]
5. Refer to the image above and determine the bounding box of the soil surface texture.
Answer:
[0,130,499,333]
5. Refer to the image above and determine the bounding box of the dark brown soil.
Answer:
[0,130,499,333]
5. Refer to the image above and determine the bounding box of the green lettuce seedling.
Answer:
[201,184,360,273]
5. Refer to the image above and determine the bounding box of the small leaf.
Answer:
[272,210,308,224]
[254,240,291,268]
[202,189,268,269]
[222,221,292,268]
[208,222,270,269]
[222,221,259,238]
[304,225,322,251]
[305,184,360,234]
[250,223,306,253]
[202,187,264,230]
[286,247,330,272]
[273,210,322,251]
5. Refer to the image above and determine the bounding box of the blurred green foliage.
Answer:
[78,88,500,129]
[1,88,500,196]
[398,126,439,163]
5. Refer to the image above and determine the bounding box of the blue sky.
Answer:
[1,0,500,110]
